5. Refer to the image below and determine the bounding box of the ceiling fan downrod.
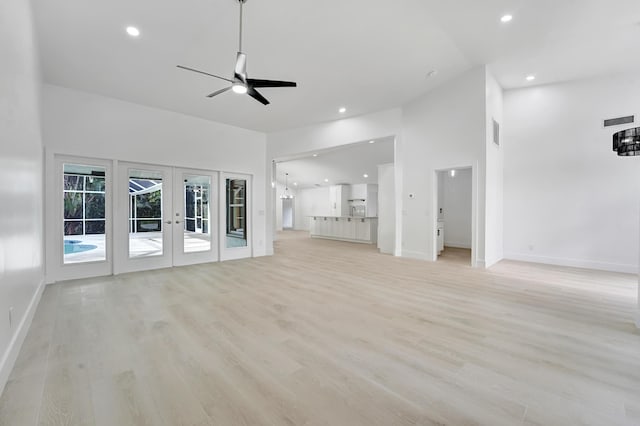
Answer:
[238,0,247,53]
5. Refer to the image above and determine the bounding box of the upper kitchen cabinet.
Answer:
[348,184,378,217]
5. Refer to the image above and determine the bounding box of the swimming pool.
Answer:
[64,240,97,254]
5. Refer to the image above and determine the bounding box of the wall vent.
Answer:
[604,115,634,128]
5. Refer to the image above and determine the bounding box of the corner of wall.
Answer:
[0,279,45,396]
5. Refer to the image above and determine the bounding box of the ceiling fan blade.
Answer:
[207,86,232,98]
[247,78,297,88]
[176,65,233,83]
[247,86,270,105]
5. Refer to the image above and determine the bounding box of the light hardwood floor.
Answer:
[1,231,639,425]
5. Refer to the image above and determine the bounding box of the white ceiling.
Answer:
[275,138,394,189]
[32,0,640,132]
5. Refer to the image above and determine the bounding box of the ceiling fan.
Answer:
[177,0,297,105]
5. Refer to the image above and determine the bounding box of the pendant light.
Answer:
[280,173,294,199]
[613,127,640,156]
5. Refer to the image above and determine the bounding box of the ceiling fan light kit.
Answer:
[177,0,297,105]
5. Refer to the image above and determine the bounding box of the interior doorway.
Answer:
[282,198,294,230]
[271,136,396,252]
[435,167,473,266]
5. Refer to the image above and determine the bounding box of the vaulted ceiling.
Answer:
[32,0,640,132]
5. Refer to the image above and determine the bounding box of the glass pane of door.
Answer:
[226,178,247,248]
[129,169,164,258]
[63,163,106,264]
[183,174,211,253]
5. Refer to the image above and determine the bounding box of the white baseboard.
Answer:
[504,252,637,274]
[444,242,472,249]
[484,257,503,269]
[0,279,45,396]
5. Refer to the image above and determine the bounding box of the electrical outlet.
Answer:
[9,306,14,329]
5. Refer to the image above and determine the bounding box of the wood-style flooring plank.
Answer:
[1,231,638,425]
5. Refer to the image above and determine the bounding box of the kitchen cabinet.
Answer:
[310,216,377,244]
[355,218,371,241]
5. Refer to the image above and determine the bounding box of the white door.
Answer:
[173,168,218,266]
[116,162,174,274]
[221,173,252,261]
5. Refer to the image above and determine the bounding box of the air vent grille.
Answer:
[604,115,634,127]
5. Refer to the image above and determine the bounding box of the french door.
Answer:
[116,163,218,274]
[51,155,113,282]
[174,168,218,266]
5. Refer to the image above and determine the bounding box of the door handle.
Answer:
[165,221,172,224]
[175,220,181,224]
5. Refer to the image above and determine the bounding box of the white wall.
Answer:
[402,67,486,264]
[442,169,472,249]
[42,84,268,281]
[377,163,395,254]
[485,70,504,266]
[504,72,640,273]
[295,187,332,231]
[0,0,45,394]
[267,67,492,265]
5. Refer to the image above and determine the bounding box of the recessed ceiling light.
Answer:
[363,174,369,178]
[526,75,536,81]
[500,15,513,23]
[126,26,140,37]
[369,140,375,144]
[339,107,346,114]
[312,153,318,157]
[293,182,298,186]
[324,178,329,182]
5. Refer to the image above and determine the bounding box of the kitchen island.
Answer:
[309,216,378,244]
